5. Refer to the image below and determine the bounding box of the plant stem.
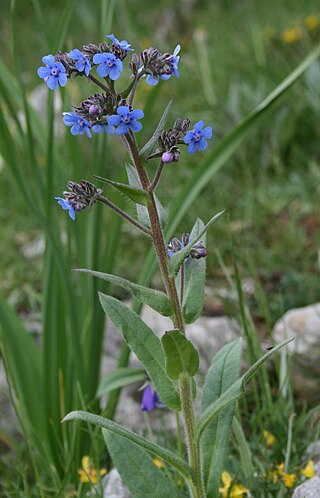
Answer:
[88,74,109,92]
[150,160,164,191]
[97,194,151,237]
[126,132,205,498]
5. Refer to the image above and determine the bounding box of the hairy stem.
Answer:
[150,160,164,191]
[126,132,205,498]
[88,74,109,92]
[97,194,151,236]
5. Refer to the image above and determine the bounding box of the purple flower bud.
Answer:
[140,385,165,412]
[161,151,174,163]
[89,105,99,116]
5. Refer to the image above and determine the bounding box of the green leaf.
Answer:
[168,210,225,277]
[75,269,172,316]
[97,368,146,397]
[98,294,181,411]
[62,411,193,481]
[181,219,206,324]
[161,330,199,380]
[197,337,294,439]
[140,98,173,158]
[232,417,255,484]
[0,296,48,459]
[91,173,150,206]
[200,338,242,496]
[126,163,167,227]
[103,429,182,497]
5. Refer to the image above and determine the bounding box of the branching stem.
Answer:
[97,194,151,237]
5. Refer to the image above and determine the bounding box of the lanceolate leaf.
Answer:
[97,368,146,397]
[0,296,48,459]
[182,219,206,324]
[197,337,294,438]
[74,269,172,316]
[168,210,225,277]
[63,411,193,481]
[126,163,167,227]
[201,339,242,497]
[161,330,199,380]
[103,430,182,498]
[91,173,150,206]
[98,294,181,411]
[140,98,173,158]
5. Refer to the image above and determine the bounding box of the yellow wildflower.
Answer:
[219,471,249,498]
[277,463,296,488]
[305,15,320,31]
[263,430,276,448]
[78,455,107,484]
[153,458,164,469]
[301,460,315,478]
[281,27,303,44]
[282,473,296,488]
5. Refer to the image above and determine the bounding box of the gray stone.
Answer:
[272,303,320,397]
[101,469,132,498]
[292,477,320,498]
[307,441,320,462]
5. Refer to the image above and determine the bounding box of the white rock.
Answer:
[101,469,132,498]
[292,477,320,498]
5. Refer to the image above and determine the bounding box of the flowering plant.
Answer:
[36,33,292,497]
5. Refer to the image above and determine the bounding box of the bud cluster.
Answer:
[167,233,206,260]
[73,92,120,125]
[64,180,102,211]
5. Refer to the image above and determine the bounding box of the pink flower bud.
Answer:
[161,151,174,163]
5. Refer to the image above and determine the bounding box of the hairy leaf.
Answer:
[181,219,206,323]
[103,430,182,497]
[91,173,150,206]
[201,338,242,496]
[75,269,172,316]
[161,330,199,380]
[168,210,225,277]
[99,294,181,411]
[140,98,173,158]
[197,337,294,438]
[62,411,193,481]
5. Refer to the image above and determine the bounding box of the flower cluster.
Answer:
[36,33,214,221]
[139,45,181,85]
[55,180,102,220]
[167,233,206,259]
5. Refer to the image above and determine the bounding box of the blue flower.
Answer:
[141,385,165,412]
[37,54,67,90]
[107,34,134,52]
[55,197,76,220]
[107,106,144,135]
[92,122,115,134]
[183,120,212,154]
[93,52,123,80]
[69,49,91,76]
[62,112,92,137]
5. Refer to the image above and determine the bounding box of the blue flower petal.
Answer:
[58,73,68,87]
[187,141,197,154]
[42,54,55,65]
[129,119,142,133]
[197,138,208,151]
[183,131,194,144]
[46,76,59,90]
[108,114,122,126]
[117,105,130,116]
[201,126,212,139]
[130,109,144,120]
[69,48,82,59]
[37,66,51,78]
[194,120,204,132]
[146,74,159,86]
[109,66,121,80]
[117,122,129,135]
